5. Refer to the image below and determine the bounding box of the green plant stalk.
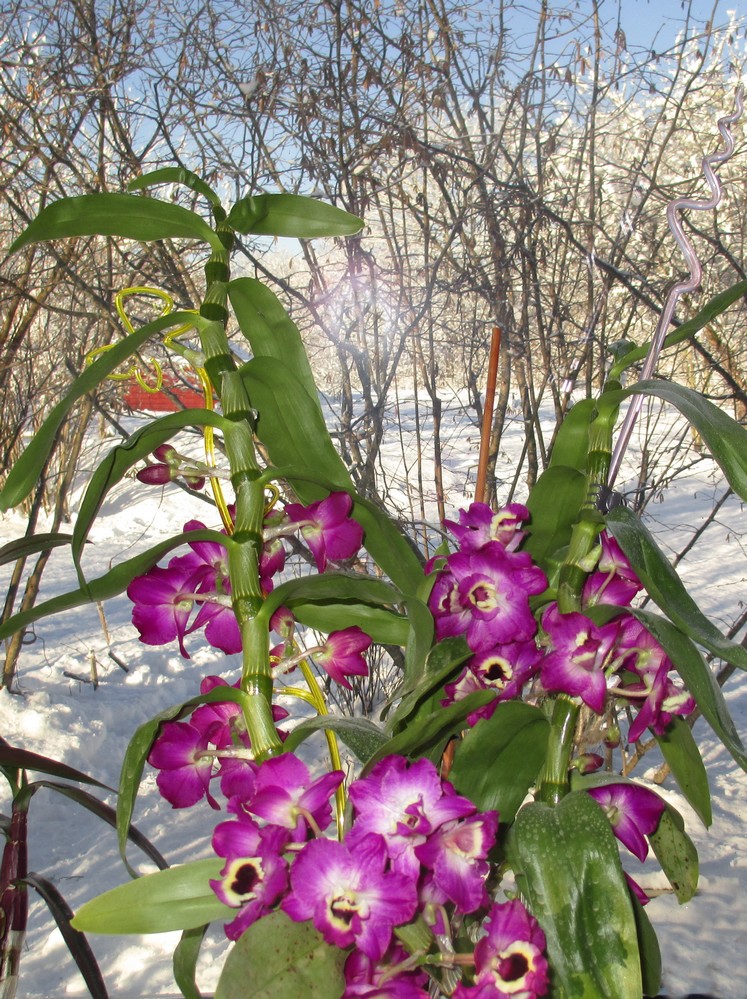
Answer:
[537,402,617,803]
[197,226,282,760]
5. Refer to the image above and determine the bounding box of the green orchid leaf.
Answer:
[128,167,222,208]
[0,532,72,566]
[608,380,747,501]
[227,193,362,238]
[0,528,229,644]
[508,792,642,999]
[116,686,253,870]
[366,690,495,770]
[523,465,587,565]
[630,891,662,998]
[606,506,747,674]
[0,311,212,512]
[402,593,436,687]
[242,357,424,595]
[630,609,747,772]
[548,398,596,472]
[649,803,699,903]
[450,702,550,824]
[289,601,410,646]
[282,715,389,763]
[608,280,747,380]
[385,636,471,733]
[22,872,108,999]
[71,859,232,934]
[174,926,208,999]
[73,408,230,575]
[215,910,346,999]
[228,277,324,421]
[8,192,224,255]
[656,718,712,827]
[0,746,109,789]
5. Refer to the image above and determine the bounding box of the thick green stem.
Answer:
[535,696,580,805]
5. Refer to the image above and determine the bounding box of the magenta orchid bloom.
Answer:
[540,604,620,713]
[127,560,202,658]
[443,501,530,553]
[283,833,418,961]
[586,782,666,861]
[454,899,549,999]
[314,626,372,688]
[147,719,218,809]
[442,640,543,725]
[347,755,476,879]
[415,810,499,913]
[284,491,363,572]
[343,944,430,998]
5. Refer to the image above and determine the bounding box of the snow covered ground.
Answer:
[2,390,746,998]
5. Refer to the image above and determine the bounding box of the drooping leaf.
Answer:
[282,715,389,764]
[128,168,222,208]
[227,193,362,238]
[215,910,346,999]
[0,532,72,566]
[450,702,549,824]
[523,465,587,565]
[629,609,747,773]
[173,925,209,999]
[71,859,232,934]
[508,792,642,999]
[609,380,747,501]
[23,872,108,999]
[606,505,747,673]
[0,311,215,512]
[0,528,230,643]
[0,746,109,789]
[9,192,224,255]
[630,891,662,998]
[72,409,230,574]
[648,804,699,903]
[656,718,712,827]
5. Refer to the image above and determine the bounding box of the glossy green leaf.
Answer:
[73,408,230,574]
[607,506,747,673]
[549,398,596,472]
[656,718,712,827]
[649,804,699,903]
[385,636,471,733]
[630,891,662,998]
[523,465,587,565]
[450,702,549,824]
[227,193,362,238]
[228,277,324,421]
[282,715,389,763]
[0,311,212,512]
[608,280,747,380]
[174,925,208,999]
[289,601,409,646]
[215,910,346,999]
[116,686,253,869]
[508,792,642,999]
[0,528,229,643]
[22,872,108,999]
[0,532,72,566]
[71,859,232,934]
[609,380,747,501]
[9,192,224,255]
[128,167,222,208]
[630,609,747,772]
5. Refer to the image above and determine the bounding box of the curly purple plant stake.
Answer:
[607,85,745,492]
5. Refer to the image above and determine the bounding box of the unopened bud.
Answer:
[603,723,621,749]
[153,443,179,464]
[136,463,174,485]
[573,753,604,774]
[184,473,206,490]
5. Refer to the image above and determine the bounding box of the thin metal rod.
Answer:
[607,85,744,492]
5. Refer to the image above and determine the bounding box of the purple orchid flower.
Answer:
[284,491,363,572]
[453,899,549,999]
[442,640,543,725]
[540,604,620,713]
[282,833,418,961]
[343,944,430,998]
[415,810,499,913]
[347,755,476,879]
[233,752,344,840]
[127,560,202,658]
[586,782,665,861]
[443,502,530,553]
[147,719,219,809]
[210,816,289,940]
[313,626,372,688]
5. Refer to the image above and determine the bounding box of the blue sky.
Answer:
[615,0,741,52]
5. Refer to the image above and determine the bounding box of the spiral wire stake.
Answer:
[606,85,744,495]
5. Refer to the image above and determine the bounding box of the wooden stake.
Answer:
[475,327,502,505]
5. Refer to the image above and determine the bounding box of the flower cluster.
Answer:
[433,505,695,743]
